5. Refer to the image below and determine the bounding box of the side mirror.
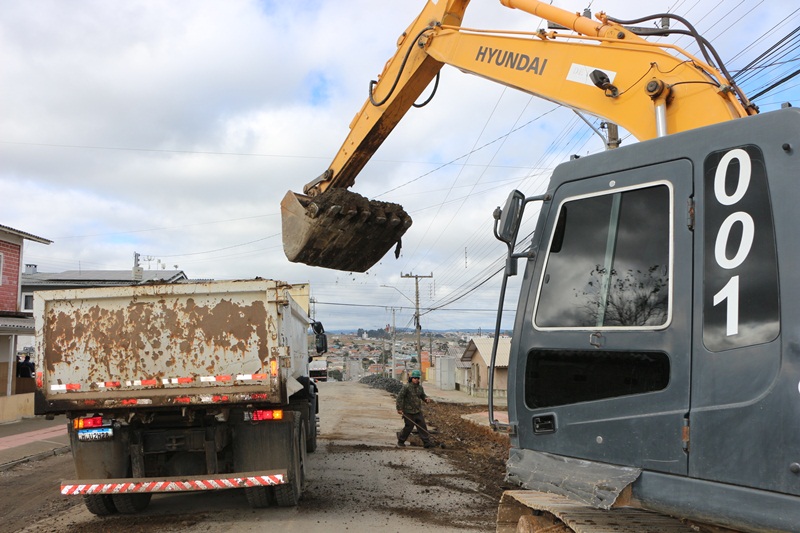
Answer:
[310,321,328,354]
[494,190,525,245]
[315,333,328,355]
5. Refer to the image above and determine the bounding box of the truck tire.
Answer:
[274,419,305,507]
[83,494,117,516]
[112,493,152,514]
[299,423,307,487]
[245,486,275,508]
[306,395,318,453]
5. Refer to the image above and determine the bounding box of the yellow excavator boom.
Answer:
[281,0,753,272]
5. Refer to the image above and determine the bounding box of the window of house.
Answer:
[0,252,3,286]
[23,293,34,311]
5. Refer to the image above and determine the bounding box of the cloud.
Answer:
[1,0,795,331]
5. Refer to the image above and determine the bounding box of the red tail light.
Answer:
[244,409,283,422]
[73,416,105,429]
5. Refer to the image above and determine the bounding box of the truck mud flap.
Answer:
[496,491,697,533]
[61,469,288,496]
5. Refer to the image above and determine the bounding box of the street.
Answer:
[1,382,500,532]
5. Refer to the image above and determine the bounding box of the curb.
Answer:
[0,445,71,472]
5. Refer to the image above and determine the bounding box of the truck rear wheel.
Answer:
[112,493,152,514]
[275,419,305,507]
[307,396,318,453]
[83,494,117,516]
[245,486,275,508]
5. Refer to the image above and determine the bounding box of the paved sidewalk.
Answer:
[420,381,509,426]
[0,415,70,470]
[421,380,507,407]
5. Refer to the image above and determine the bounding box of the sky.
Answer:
[2,0,798,332]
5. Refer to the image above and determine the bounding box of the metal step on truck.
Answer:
[33,279,326,515]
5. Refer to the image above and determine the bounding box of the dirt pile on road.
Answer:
[425,401,511,500]
[360,375,511,500]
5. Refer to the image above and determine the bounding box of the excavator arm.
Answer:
[280,0,469,272]
[281,0,754,272]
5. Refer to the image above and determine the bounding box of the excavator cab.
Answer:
[491,107,800,532]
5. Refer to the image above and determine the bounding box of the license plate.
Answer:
[77,427,113,442]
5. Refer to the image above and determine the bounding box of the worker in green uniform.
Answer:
[396,369,434,448]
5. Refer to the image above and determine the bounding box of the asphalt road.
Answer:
[1,382,498,533]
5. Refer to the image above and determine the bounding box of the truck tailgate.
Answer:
[35,280,309,412]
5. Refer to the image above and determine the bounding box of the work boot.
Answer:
[423,442,434,449]
[396,432,405,447]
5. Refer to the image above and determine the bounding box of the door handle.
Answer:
[533,414,556,434]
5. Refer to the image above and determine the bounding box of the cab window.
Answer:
[535,184,671,329]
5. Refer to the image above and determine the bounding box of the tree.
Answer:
[578,265,668,327]
[367,328,390,339]
[329,369,343,382]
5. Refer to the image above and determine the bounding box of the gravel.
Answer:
[359,375,404,395]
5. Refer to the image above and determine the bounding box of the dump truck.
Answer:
[309,359,328,382]
[33,279,325,515]
[281,0,800,531]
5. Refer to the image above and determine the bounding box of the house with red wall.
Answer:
[0,224,51,402]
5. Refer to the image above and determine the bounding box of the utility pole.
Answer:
[390,307,397,380]
[428,332,434,369]
[401,272,433,372]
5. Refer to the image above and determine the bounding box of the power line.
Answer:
[0,140,329,160]
[375,107,560,199]
[54,214,279,240]
[314,300,513,312]
[146,233,280,258]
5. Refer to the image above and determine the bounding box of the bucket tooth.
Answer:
[306,203,321,219]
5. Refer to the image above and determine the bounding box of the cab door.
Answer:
[512,158,694,475]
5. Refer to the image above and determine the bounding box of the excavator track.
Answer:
[496,491,699,533]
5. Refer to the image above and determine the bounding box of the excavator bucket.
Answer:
[281,189,412,272]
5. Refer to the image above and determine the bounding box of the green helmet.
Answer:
[411,370,422,378]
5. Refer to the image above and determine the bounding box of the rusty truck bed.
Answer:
[34,279,311,413]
